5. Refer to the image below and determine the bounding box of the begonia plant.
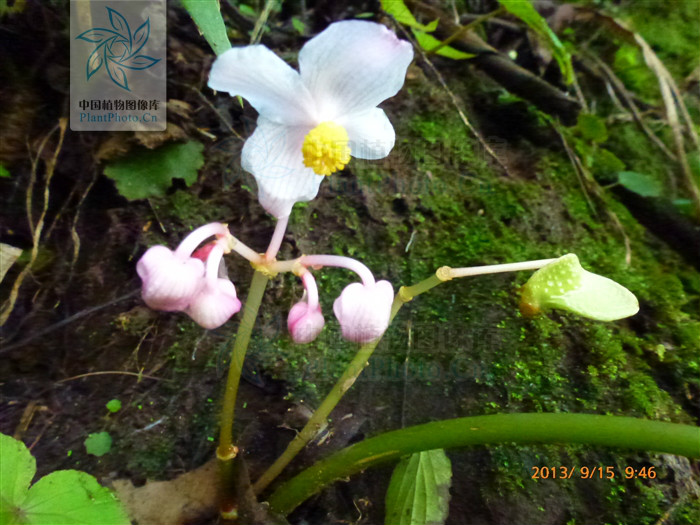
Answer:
[132,5,699,523]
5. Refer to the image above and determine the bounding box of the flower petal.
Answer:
[208,45,316,125]
[520,254,639,322]
[288,301,325,344]
[241,117,324,218]
[186,278,242,329]
[338,108,396,160]
[137,245,205,311]
[333,280,394,343]
[299,20,413,119]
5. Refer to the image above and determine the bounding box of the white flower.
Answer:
[208,20,413,218]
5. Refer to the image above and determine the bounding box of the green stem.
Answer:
[253,260,555,494]
[252,296,406,494]
[267,413,700,515]
[217,270,269,511]
[399,272,444,301]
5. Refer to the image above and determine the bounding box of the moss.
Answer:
[141,189,232,249]
[604,124,671,194]
[123,432,175,478]
[624,0,700,79]
[671,498,700,525]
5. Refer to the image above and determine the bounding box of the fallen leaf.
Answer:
[167,99,193,119]
[94,135,132,162]
[134,123,188,150]
[113,457,290,525]
[113,459,218,525]
[0,243,22,284]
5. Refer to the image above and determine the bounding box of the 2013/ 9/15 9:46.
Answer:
[531,465,657,480]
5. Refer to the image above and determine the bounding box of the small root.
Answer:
[396,24,514,177]
[1,118,67,326]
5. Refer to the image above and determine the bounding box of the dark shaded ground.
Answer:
[2,1,700,524]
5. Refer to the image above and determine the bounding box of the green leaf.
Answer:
[687,149,700,181]
[0,433,129,525]
[0,433,36,522]
[291,15,306,35]
[520,254,639,322]
[673,198,693,215]
[654,344,666,361]
[617,171,663,197]
[591,148,625,177]
[614,44,641,70]
[381,0,438,32]
[497,0,574,84]
[577,114,608,143]
[104,141,205,201]
[613,45,656,98]
[0,0,26,16]
[413,30,475,60]
[238,4,256,18]
[0,164,10,177]
[21,471,129,525]
[385,449,452,525]
[105,399,122,413]
[84,432,112,457]
[182,0,231,56]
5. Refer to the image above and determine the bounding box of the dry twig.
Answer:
[0,289,139,354]
[405,0,581,124]
[397,25,514,177]
[1,119,68,326]
[56,370,162,383]
[249,0,276,45]
[173,81,243,140]
[583,52,676,161]
[582,9,700,216]
[554,120,632,264]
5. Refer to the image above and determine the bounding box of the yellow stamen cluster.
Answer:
[302,121,351,176]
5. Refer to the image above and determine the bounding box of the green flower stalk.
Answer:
[267,414,700,515]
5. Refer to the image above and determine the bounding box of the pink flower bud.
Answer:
[185,244,241,329]
[186,277,242,329]
[333,280,394,343]
[136,245,205,311]
[287,301,325,344]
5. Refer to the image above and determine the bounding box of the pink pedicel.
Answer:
[137,245,205,312]
[333,280,394,343]
[185,244,241,329]
[287,301,325,344]
[287,270,324,344]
